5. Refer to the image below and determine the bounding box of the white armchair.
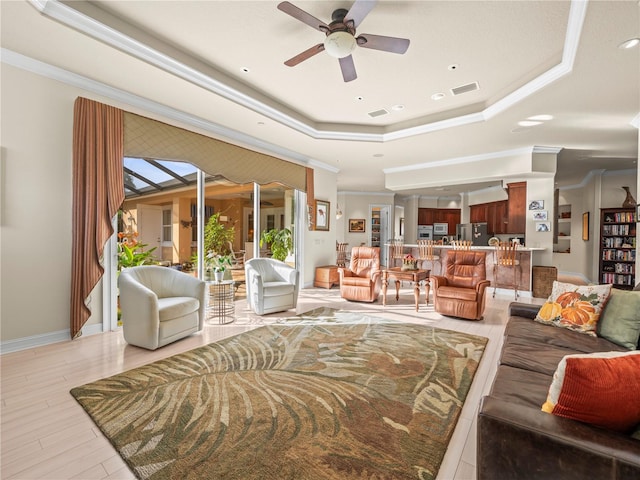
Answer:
[118,266,207,350]
[245,258,300,315]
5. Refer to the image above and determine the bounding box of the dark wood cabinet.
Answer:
[470,204,487,223]
[506,181,526,234]
[417,208,434,225]
[599,208,637,289]
[417,208,460,234]
[493,200,508,234]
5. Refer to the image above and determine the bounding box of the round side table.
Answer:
[206,280,235,324]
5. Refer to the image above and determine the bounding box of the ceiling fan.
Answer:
[277,0,410,82]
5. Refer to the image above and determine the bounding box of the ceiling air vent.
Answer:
[451,81,479,96]
[368,108,389,118]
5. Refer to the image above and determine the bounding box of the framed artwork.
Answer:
[532,210,548,221]
[582,212,589,241]
[314,200,330,231]
[528,200,544,210]
[349,218,366,233]
[536,221,551,232]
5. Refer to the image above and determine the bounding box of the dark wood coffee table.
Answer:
[381,268,431,312]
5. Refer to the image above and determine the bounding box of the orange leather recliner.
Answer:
[430,250,490,320]
[338,246,381,302]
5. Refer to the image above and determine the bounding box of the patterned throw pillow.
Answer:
[542,351,640,432]
[534,281,612,336]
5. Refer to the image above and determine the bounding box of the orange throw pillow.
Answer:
[542,351,640,432]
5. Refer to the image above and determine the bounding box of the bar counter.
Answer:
[387,244,547,295]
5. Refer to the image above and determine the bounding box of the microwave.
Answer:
[433,223,448,235]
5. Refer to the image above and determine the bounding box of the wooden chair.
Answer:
[336,242,349,268]
[451,240,472,250]
[493,241,521,299]
[417,239,441,275]
[390,238,405,268]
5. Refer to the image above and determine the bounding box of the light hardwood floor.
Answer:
[1,286,542,480]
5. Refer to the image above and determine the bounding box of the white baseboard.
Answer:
[1,323,105,355]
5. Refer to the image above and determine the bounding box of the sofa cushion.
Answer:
[500,342,584,376]
[489,364,552,409]
[542,351,640,432]
[505,316,627,354]
[597,289,640,350]
[534,281,612,336]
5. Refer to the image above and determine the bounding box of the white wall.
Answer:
[1,65,78,342]
[302,168,338,287]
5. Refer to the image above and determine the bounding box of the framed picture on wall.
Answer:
[532,211,548,221]
[529,200,544,210]
[349,218,366,233]
[315,200,330,231]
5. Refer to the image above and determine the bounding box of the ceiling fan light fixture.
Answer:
[324,31,356,58]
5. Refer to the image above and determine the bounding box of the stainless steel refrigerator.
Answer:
[456,223,490,246]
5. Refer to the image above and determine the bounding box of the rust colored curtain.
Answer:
[70,98,124,338]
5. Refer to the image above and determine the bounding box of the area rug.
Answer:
[71,311,488,480]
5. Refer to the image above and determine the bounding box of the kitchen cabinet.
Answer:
[470,200,507,234]
[418,208,460,234]
[470,204,488,224]
[506,181,526,234]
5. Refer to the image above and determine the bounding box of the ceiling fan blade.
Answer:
[284,43,325,67]
[339,55,357,82]
[277,2,329,32]
[344,0,377,28]
[356,33,410,54]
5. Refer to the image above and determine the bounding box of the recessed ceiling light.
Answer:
[431,92,445,101]
[241,67,250,73]
[391,104,405,111]
[527,114,553,121]
[447,64,459,71]
[619,38,640,49]
[518,120,543,127]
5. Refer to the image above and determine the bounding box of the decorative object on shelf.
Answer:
[488,237,500,246]
[582,212,589,241]
[621,186,637,208]
[349,218,365,232]
[401,253,418,271]
[314,199,330,231]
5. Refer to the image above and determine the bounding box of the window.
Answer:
[162,208,172,244]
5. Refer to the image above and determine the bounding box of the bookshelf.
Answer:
[370,208,381,248]
[599,208,637,289]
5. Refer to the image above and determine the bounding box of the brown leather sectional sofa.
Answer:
[477,302,640,480]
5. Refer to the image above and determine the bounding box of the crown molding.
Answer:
[1,48,338,175]
[27,0,588,143]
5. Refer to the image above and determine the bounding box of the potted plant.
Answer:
[205,251,232,282]
[260,228,293,262]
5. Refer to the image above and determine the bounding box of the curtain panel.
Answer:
[71,98,124,338]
